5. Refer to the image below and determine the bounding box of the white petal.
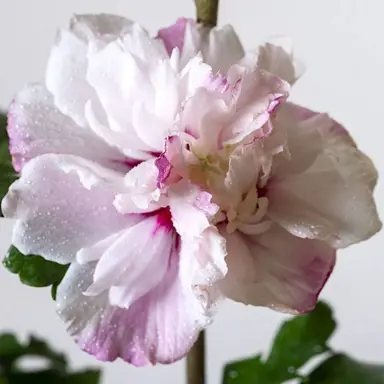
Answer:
[45,14,133,127]
[268,103,381,248]
[255,36,305,85]
[114,159,162,214]
[220,224,335,313]
[70,14,134,41]
[202,24,245,73]
[193,226,228,286]
[169,182,217,239]
[86,40,169,153]
[8,83,126,172]
[2,154,135,263]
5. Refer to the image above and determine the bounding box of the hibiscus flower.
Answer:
[2,14,380,365]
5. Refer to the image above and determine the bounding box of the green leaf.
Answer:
[0,334,66,374]
[0,112,17,212]
[0,333,100,383]
[3,370,65,384]
[0,113,6,137]
[51,281,59,300]
[0,334,24,357]
[66,370,101,384]
[262,301,336,382]
[306,353,384,384]
[24,336,67,372]
[3,246,69,288]
[222,355,268,384]
[2,370,101,384]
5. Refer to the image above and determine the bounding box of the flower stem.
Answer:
[186,331,206,384]
[195,0,220,27]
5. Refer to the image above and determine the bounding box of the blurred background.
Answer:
[0,0,383,383]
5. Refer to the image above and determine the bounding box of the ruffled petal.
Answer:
[252,36,304,85]
[85,41,153,153]
[219,224,335,313]
[46,14,134,127]
[86,34,175,153]
[169,181,219,239]
[221,66,290,145]
[114,159,163,214]
[7,83,125,172]
[1,154,134,264]
[57,249,204,365]
[268,103,382,248]
[158,19,244,72]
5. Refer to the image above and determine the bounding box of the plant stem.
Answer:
[195,0,220,27]
[186,331,206,384]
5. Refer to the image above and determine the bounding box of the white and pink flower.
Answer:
[1,14,381,364]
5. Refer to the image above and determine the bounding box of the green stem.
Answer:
[195,0,220,27]
[186,331,206,384]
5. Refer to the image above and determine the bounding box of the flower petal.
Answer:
[271,102,330,175]
[7,83,125,172]
[85,214,174,309]
[221,66,290,145]
[193,226,228,286]
[46,14,134,127]
[219,224,335,313]
[268,104,382,248]
[57,250,204,365]
[114,159,163,214]
[169,181,218,239]
[1,154,134,264]
[253,36,305,85]
[202,25,245,73]
[86,35,173,153]
[157,18,192,56]
[158,19,244,72]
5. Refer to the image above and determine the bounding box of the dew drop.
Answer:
[287,366,295,374]
[229,370,238,379]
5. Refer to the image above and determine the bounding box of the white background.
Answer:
[0,1,383,383]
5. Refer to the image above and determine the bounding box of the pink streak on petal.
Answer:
[76,241,199,365]
[194,192,219,217]
[155,152,172,187]
[154,208,173,234]
[157,18,194,56]
[205,73,230,93]
[295,252,336,314]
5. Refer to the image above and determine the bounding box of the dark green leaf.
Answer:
[24,336,67,372]
[66,370,101,384]
[3,246,69,288]
[0,334,67,372]
[263,301,336,382]
[2,370,101,384]
[0,113,6,137]
[306,353,384,384]
[222,355,268,384]
[0,333,100,383]
[3,370,65,384]
[0,112,17,213]
[51,281,59,300]
[0,334,23,357]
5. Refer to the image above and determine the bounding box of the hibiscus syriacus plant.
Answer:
[0,0,381,374]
